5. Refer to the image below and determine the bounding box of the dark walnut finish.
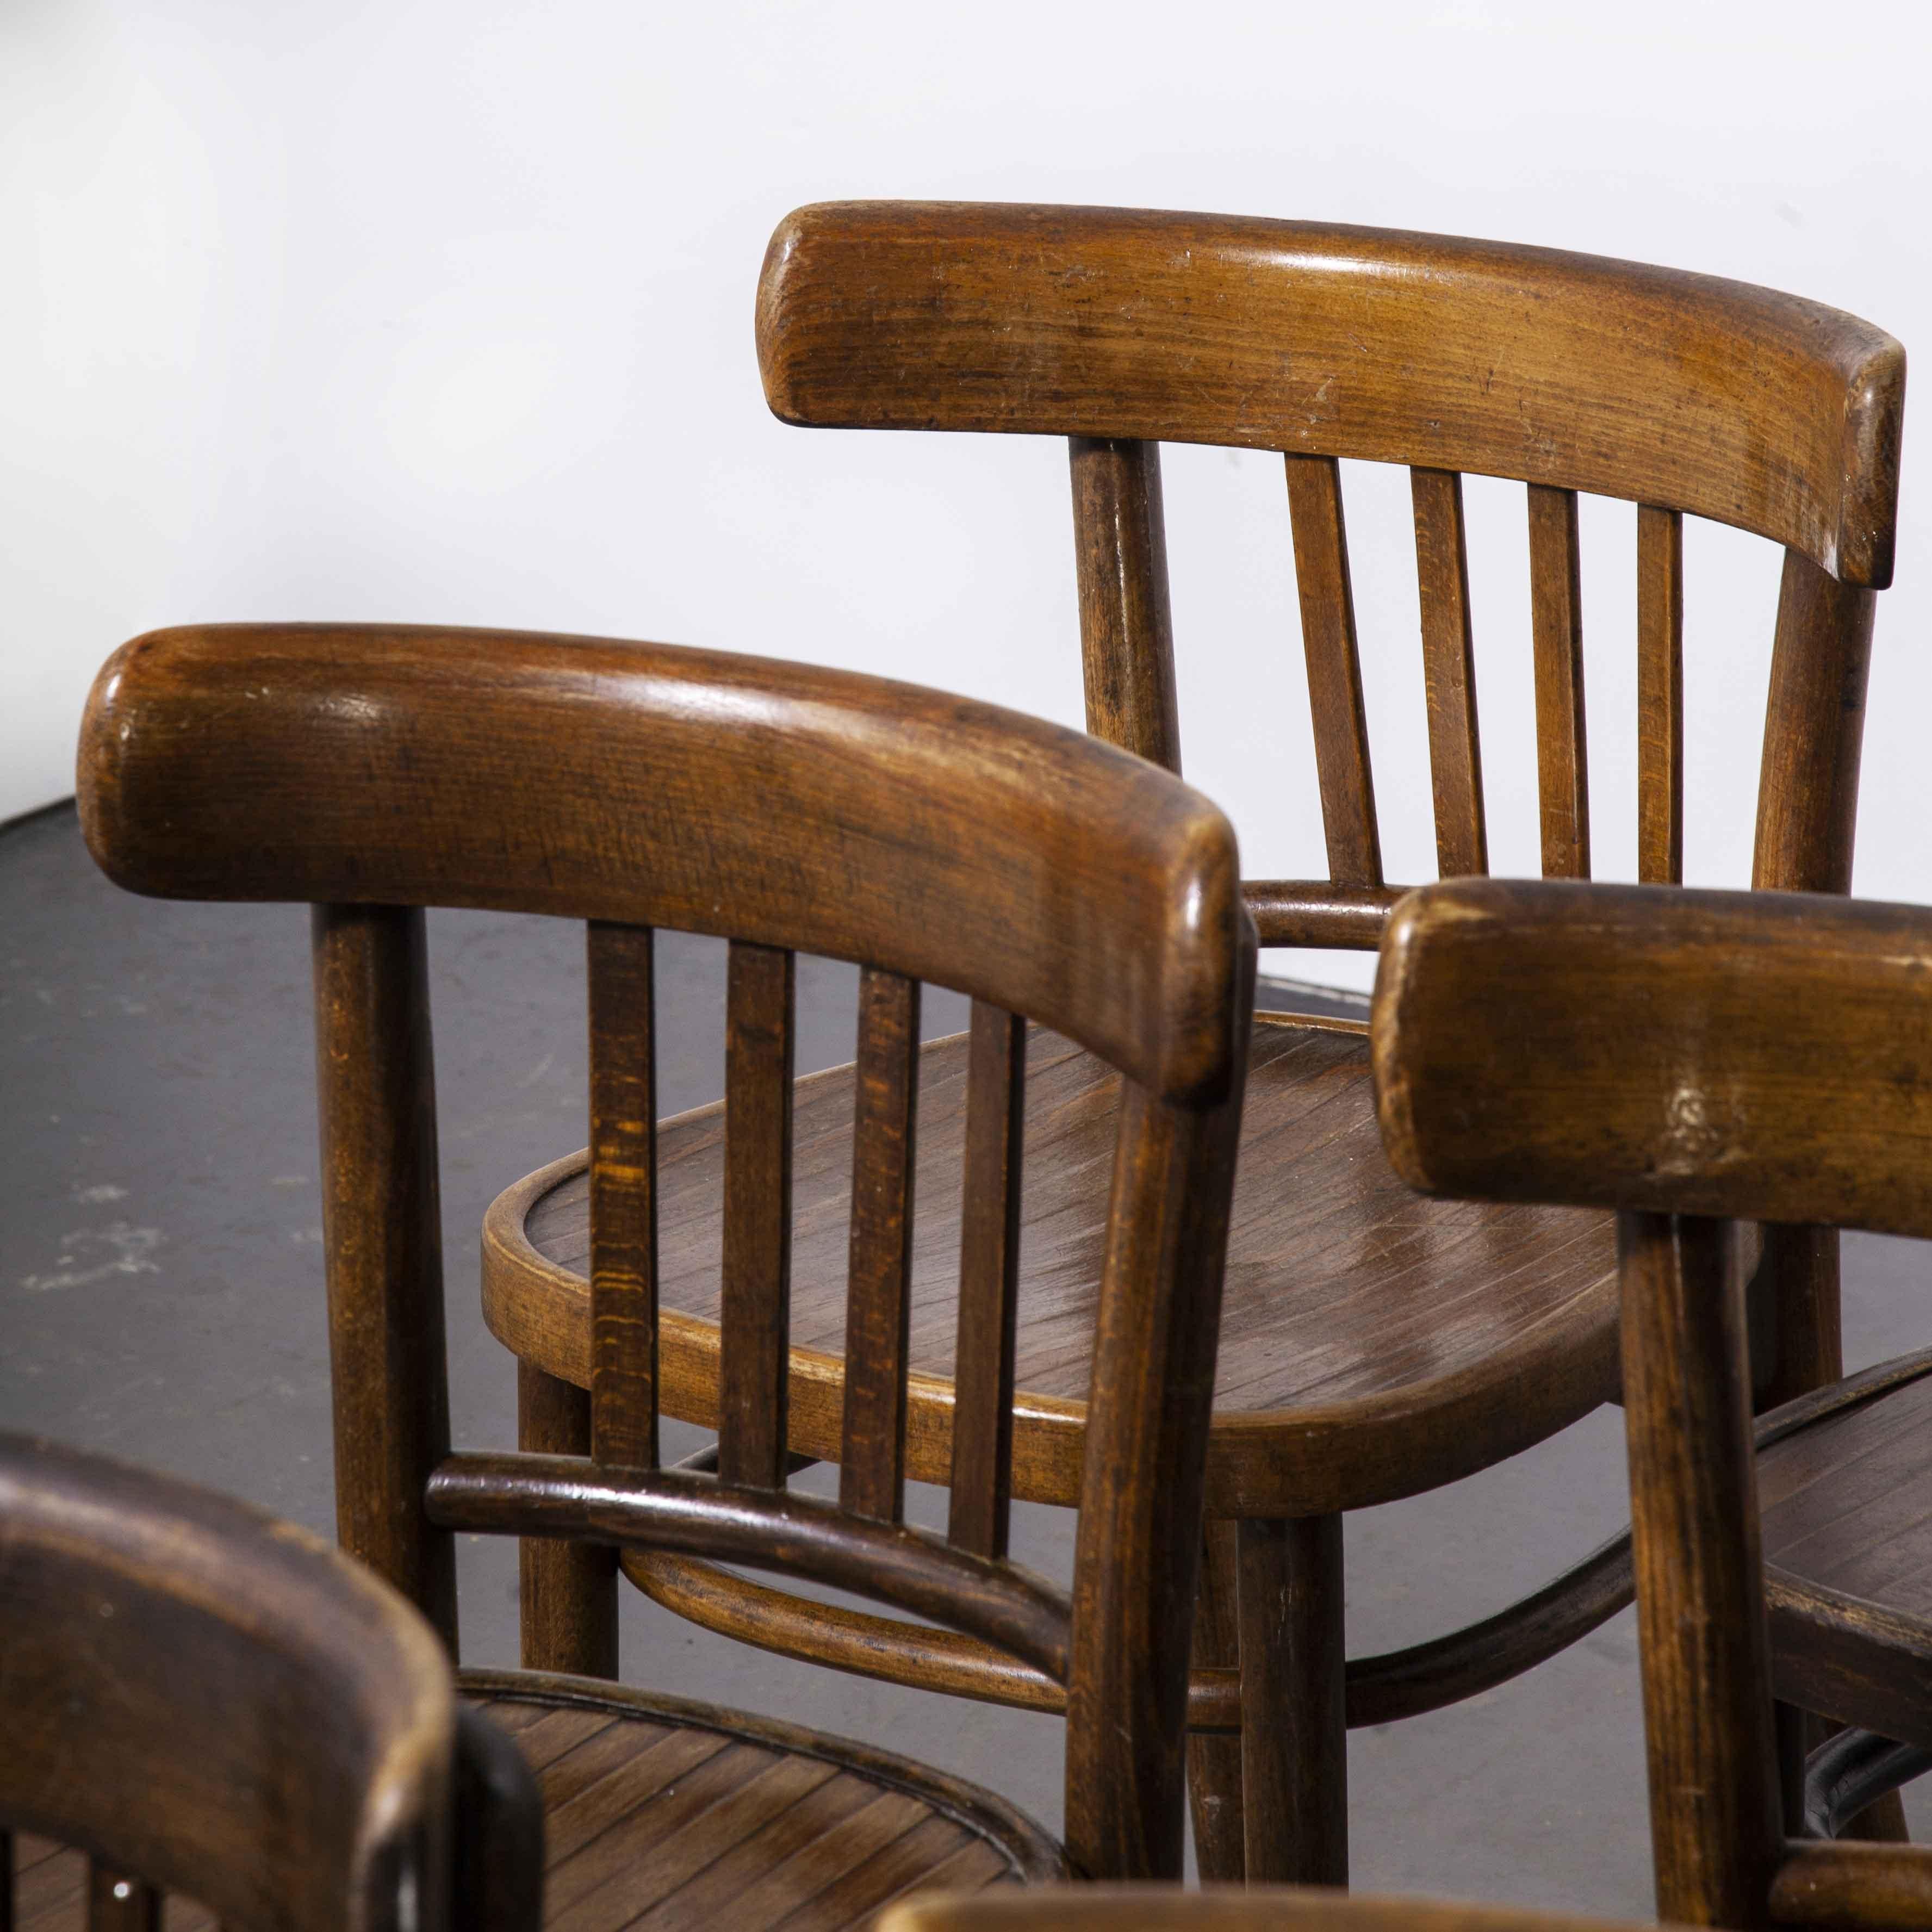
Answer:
[1374,878,1932,1927]
[880,1890,1682,1932]
[480,200,1904,1887]
[78,620,1254,1902]
[0,1431,476,1932]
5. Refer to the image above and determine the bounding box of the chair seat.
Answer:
[465,1671,1058,1929]
[483,1015,1620,1517]
[11,1672,1058,1931]
[1759,1349,1932,1749]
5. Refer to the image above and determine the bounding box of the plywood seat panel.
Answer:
[483,1016,1620,1518]
[10,1674,1055,1931]
[1759,1355,1932,1749]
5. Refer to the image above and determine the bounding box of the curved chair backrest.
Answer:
[759,198,1906,1415]
[79,622,1256,1883]
[0,1430,454,1932]
[1371,878,1932,1929]
[759,201,1904,909]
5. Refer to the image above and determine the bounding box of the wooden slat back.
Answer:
[1410,468,1489,878]
[718,941,797,1490]
[587,921,660,1475]
[1636,506,1685,885]
[948,1002,1028,1558]
[1068,437,1182,772]
[839,968,923,1523]
[1284,455,1382,887]
[1527,484,1590,880]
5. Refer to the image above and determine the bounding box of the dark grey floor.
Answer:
[5,802,1927,1911]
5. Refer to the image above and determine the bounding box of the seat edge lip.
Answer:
[456,1665,1069,1883]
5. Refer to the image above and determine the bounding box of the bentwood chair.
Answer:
[1374,878,1932,1926]
[78,622,1255,1917]
[881,1893,1673,1932]
[0,1428,541,1932]
[479,204,1907,1885]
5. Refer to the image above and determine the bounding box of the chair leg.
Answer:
[1780,1703,1911,1843]
[516,1362,618,1676]
[1188,1519,1246,1882]
[1238,1513,1348,1886]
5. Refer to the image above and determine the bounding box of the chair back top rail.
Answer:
[0,1431,453,1932]
[79,623,1245,1104]
[758,201,1904,586]
[1372,876,1932,1244]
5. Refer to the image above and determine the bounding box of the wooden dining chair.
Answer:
[879,1890,1673,1932]
[478,203,1908,1886]
[77,620,1254,1917]
[0,1426,541,1932]
[1373,876,1932,1927]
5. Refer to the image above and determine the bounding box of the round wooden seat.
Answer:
[482,1014,1620,1520]
[464,1673,1060,1929]
[1757,1348,1932,1752]
[11,1674,1059,1932]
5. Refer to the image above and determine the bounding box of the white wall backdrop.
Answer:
[4,0,1927,989]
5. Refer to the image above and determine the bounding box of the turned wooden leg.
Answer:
[517,1362,617,1676]
[1188,1519,1246,1882]
[1238,1513,1347,1886]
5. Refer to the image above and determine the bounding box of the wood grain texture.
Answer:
[1372,881,1932,1928]
[1240,883,1402,951]
[0,1433,456,1932]
[880,1887,1672,1932]
[719,941,798,1491]
[588,921,659,1474]
[1064,1061,1248,1884]
[841,970,922,1524]
[1186,1523,1245,1882]
[1284,455,1380,886]
[515,1364,618,1678]
[311,903,457,1649]
[1636,506,1684,885]
[458,1672,1060,1928]
[619,1520,1631,1738]
[488,1020,1620,1520]
[1758,1355,1932,1747]
[79,618,1256,1892]
[759,202,1904,585]
[1527,483,1589,880]
[1070,438,1181,772]
[1618,1214,1781,1927]
[79,624,1241,1107]
[1411,469,1488,877]
[1374,878,1932,1240]
[1238,1516,1346,1886]
[949,1003,1027,1558]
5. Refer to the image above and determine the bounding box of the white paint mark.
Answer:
[73,1183,126,1204]
[21,1223,162,1293]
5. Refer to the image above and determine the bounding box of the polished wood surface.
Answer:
[1372,879,1932,1927]
[463,1674,1054,1929]
[880,1889,1674,1932]
[0,1432,460,1932]
[487,1016,1619,1518]
[759,203,1903,585]
[1375,879,1932,1239]
[81,625,1242,1107]
[79,621,1253,1890]
[749,200,1904,1884]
